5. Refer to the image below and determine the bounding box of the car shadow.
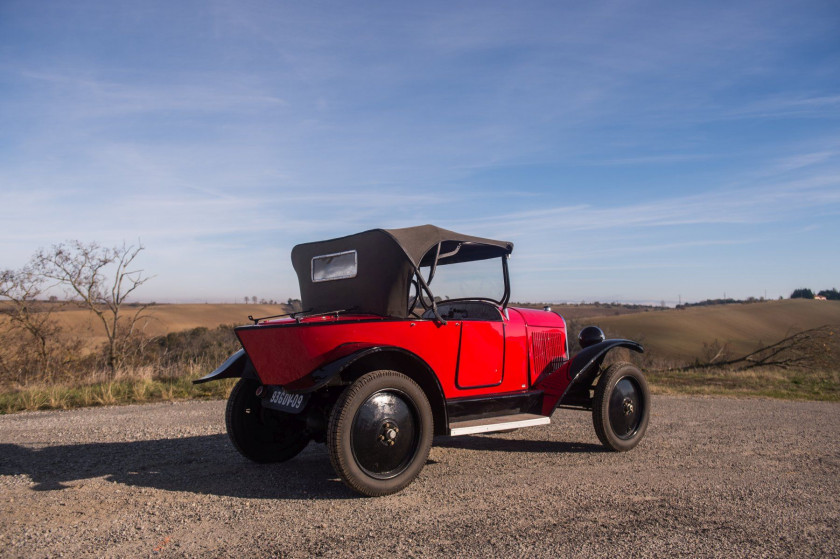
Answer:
[0,435,355,500]
[1,434,605,500]
[433,435,606,454]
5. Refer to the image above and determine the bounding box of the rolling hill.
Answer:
[590,299,840,364]
[33,299,840,366]
[50,303,292,347]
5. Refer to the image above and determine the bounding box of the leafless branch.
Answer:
[666,325,836,372]
[32,240,154,375]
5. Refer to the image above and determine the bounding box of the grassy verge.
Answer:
[0,376,238,414]
[2,366,838,415]
[647,367,840,401]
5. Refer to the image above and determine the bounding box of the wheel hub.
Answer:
[377,421,400,446]
[609,377,643,440]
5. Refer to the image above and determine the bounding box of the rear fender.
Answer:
[192,349,259,384]
[282,342,381,393]
[284,344,449,437]
[538,339,643,414]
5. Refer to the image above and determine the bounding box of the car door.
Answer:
[455,320,505,388]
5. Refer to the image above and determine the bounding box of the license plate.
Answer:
[262,386,309,414]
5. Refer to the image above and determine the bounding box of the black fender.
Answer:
[555,339,644,409]
[192,349,259,384]
[284,345,436,394]
[284,345,449,436]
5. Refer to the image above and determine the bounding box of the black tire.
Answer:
[592,362,650,451]
[327,370,433,497]
[225,378,310,463]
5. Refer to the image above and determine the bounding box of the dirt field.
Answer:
[595,299,840,362]
[41,303,291,348]
[1,396,837,557]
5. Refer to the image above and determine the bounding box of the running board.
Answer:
[448,413,551,436]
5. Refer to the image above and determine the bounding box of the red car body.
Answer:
[237,307,566,399]
[197,225,650,496]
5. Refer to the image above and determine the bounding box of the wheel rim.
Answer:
[608,377,643,440]
[350,389,420,480]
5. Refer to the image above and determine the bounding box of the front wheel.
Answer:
[592,362,650,451]
[225,378,311,463]
[327,370,433,496]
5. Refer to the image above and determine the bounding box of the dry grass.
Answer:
[4,364,836,414]
[647,366,840,401]
[0,373,238,414]
[0,322,243,414]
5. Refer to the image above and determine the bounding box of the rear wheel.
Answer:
[592,362,650,451]
[328,370,433,496]
[225,378,310,463]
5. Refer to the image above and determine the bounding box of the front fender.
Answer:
[540,339,643,413]
[192,349,259,384]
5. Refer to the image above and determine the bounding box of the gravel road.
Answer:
[1,396,838,558]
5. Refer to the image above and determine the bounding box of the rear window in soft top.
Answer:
[312,250,357,282]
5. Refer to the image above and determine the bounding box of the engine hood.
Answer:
[509,307,566,328]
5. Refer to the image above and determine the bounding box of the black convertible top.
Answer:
[291,225,513,318]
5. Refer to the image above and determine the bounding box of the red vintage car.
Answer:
[196,225,650,496]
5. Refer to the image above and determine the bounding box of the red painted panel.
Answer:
[237,320,460,393]
[513,307,566,328]
[456,322,504,388]
[235,305,568,401]
[502,309,530,391]
[536,360,573,415]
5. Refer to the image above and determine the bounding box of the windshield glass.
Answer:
[421,257,505,302]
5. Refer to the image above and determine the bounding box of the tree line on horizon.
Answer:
[791,288,840,300]
[242,296,302,309]
[674,288,839,308]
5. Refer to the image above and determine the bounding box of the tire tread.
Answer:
[327,370,433,497]
[225,378,310,463]
[592,361,650,452]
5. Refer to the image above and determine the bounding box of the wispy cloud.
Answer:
[1,0,838,301]
[592,153,719,166]
[719,95,840,121]
[17,69,286,118]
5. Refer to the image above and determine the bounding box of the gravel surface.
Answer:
[1,396,838,558]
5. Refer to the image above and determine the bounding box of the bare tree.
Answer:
[33,241,152,375]
[0,267,66,383]
[671,326,836,372]
[1,268,55,363]
[733,326,835,370]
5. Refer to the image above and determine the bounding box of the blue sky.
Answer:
[1,0,838,304]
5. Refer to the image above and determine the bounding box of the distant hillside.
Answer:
[52,302,653,342]
[29,299,840,367]
[51,303,292,346]
[512,302,660,321]
[590,299,840,364]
